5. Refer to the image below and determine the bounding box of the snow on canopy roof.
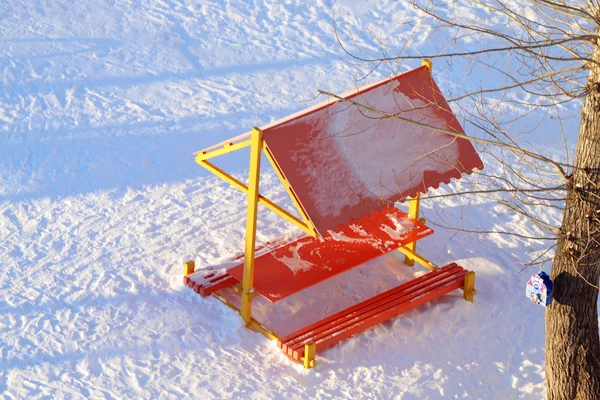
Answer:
[198,65,483,235]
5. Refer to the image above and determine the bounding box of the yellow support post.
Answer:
[183,260,195,276]
[240,127,263,326]
[463,271,476,302]
[303,341,316,369]
[404,193,421,266]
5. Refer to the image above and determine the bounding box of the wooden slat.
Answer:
[197,276,238,296]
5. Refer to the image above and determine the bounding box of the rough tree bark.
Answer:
[545,43,600,400]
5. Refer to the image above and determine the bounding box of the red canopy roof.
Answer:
[261,65,483,234]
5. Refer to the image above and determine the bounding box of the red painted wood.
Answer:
[198,275,238,297]
[276,264,468,360]
[277,264,460,347]
[288,270,466,359]
[261,65,484,235]
[306,277,465,359]
[184,266,238,297]
[279,264,464,353]
[226,206,434,302]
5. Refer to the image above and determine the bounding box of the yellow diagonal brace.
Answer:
[404,194,421,266]
[240,127,263,326]
[197,160,314,236]
[263,142,318,238]
[249,319,280,341]
[398,246,437,271]
[195,139,252,161]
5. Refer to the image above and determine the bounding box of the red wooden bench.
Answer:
[277,264,467,362]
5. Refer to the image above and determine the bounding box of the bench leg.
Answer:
[463,271,476,302]
[302,341,316,369]
[184,260,195,276]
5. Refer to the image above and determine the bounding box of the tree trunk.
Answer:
[545,45,600,399]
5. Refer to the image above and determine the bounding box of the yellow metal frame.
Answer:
[303,342,316,369]
[195,130,316,238]
[403,193,421,266]
[212,293,280,341]
[263,143,317,237]
[196,140,252,161]
[398,191,477,303]
[463,271,476,303]
[422,59,433,72]
[188,60,477,368]
[198,160,311,235]
[240,127,263,326]
[398,245,437,272]
[193,126,318,345]
[184,260,195,276]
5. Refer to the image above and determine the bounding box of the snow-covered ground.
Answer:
[0,0,578,398]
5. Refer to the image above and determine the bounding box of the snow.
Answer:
[0,0,583,398]
[273,241,317,275]
[381,215,415,241]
